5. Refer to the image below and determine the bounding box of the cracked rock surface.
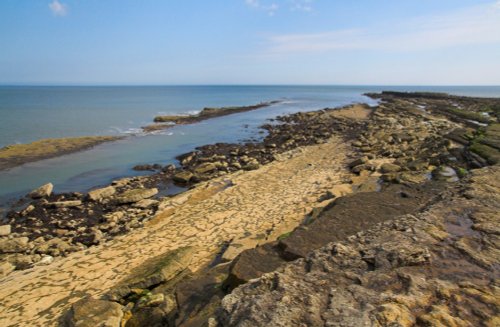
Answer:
[217,166,500,327]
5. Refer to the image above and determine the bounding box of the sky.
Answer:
[0,0,499,85]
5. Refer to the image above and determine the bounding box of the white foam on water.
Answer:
[150,130,174,136]
[109,126,146,136]
[157,110,200,116]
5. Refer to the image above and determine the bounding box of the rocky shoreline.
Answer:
[0,136,123,171]
[116,91,500,326]
[143,100,281,132]
[218,166,500,326]
[0,100,282,173]
[0,102,364,274]
[0,92,499,326]
[212,92,500,327]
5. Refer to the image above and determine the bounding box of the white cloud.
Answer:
[246,0,259,7]
[262,1,500,55]
[49,0,68,17]
[245,0,313,15]
[244,0,279,16]
[290,0,313,12]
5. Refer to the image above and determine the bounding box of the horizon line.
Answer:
[1,83,500,87]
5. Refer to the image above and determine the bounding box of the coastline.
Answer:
[0,101,282,173]
[0,104,369,326]
[0,136,123,171]
[0,92,499,326]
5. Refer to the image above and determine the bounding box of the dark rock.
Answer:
[348,157,369,169]
[279,184,436,260]
[380,163,401,173]
[224,244,286,291]
[162,164,176,172]
[133,164,162,171]
[125,306,173,327]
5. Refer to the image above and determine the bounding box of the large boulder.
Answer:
[88,186,116,202]
[125,306,172,327]
[224,244,286,291]
[380,163,401,173]
[194,163,217,174]
[115,188,158,204]
[106,247,192,302]
[66,298,123,327]
[0,225,11,236]
[173,171,194,184]
[29,183,53,199]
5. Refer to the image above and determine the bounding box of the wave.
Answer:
[149,130,174,136]
[157,110,201,116]
[109,126,145,136]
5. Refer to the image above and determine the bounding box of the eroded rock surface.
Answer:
[217,166,500,327]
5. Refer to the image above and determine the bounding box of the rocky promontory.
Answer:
[143,101,281,132]
[0,136,123,171]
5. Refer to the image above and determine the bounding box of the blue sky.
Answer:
[1,0,499,85]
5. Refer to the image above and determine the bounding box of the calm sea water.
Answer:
[0,85,499,206]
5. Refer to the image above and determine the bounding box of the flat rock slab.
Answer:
[46,200,82,208]
[279,183,440,260]
[115,188,158,204]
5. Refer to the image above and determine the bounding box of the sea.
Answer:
[1,85,499,207]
